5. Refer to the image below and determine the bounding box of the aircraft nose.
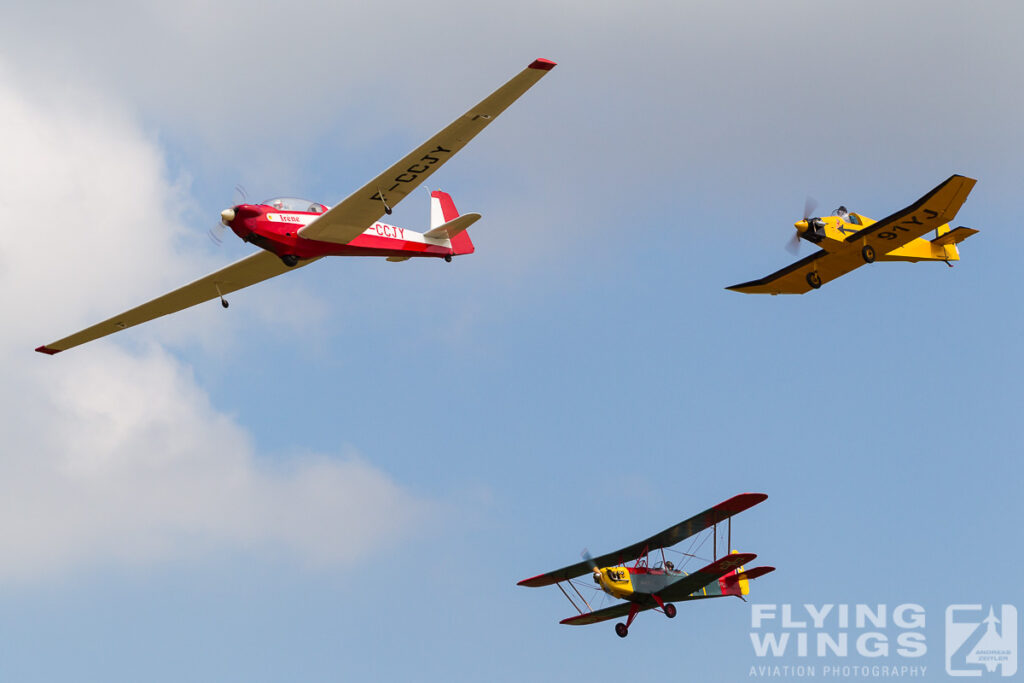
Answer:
[794,219,808,230]
[220,208,236,226]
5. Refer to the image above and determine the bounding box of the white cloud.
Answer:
[0,60,434,583]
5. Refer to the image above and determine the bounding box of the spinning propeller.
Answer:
[582,548,602,583]
[787,195,822,254]
[208,185,248,246]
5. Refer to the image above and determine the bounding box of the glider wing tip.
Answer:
[529,58,557,71]
[35,345,61,355]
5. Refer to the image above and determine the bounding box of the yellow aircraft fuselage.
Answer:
[797,214,961,263]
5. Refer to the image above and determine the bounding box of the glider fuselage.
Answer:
[226,202,458,261]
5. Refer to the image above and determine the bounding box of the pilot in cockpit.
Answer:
[836,205,850,221]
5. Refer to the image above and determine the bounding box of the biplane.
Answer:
[518,493,773,638]
[727,174,978,294]
[35,58,556,354]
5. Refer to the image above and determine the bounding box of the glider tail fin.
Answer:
[430,190,475,255]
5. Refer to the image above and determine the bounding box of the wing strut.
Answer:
[555,581,594,616]
[714,516,734,558]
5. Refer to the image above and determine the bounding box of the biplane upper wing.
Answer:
[36,252,321,354]
[657,552,757,602]
[298,58,556,246]
[517,493,767,588]
[727,174,977,294]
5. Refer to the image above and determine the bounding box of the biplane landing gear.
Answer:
[806,271,822,289]
[615,603,640,638]
[861,245,876,264]
[664,603,677,619]
[281,254,300,268]
[444,255,452,263]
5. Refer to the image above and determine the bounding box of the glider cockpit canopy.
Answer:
[261,197,327,214]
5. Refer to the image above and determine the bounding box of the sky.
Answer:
[0,1,1022,681]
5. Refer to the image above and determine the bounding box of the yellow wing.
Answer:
[298,59,556,246]
[36,252,321,354]
[727,174,977,295]
[726,250,862,295]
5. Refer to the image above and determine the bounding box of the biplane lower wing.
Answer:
[517,493,767,588]
[560,598,730,624]
[561,602,648,626]
[727,174,977,295]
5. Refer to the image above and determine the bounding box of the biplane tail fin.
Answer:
[426,190,476,255]
[719,550,775,597]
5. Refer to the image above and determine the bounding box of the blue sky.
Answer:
[0,1,1021,681]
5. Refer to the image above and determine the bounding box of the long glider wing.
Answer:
[36,252,320,354]
[298,58,556,246]
[727,174,976,294]
[517,493,767,588]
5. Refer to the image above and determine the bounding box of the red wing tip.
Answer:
[517,574,548,587]
[559,615,589,625]
[529,58,557,71]
[35,345,61,355]
[728,553,757,564]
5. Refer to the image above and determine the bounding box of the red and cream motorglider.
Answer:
[36,58,556,354]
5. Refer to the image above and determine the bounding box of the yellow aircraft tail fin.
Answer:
[931,226,979,247]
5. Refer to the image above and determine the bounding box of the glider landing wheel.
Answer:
[444,255,453,263]
[615,623,629,638]
[664,603,677,619]
[281,254,300,268]
[861,245,876,264]
[806,271,822,290]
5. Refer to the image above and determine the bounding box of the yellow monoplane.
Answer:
[727,174,978,294]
